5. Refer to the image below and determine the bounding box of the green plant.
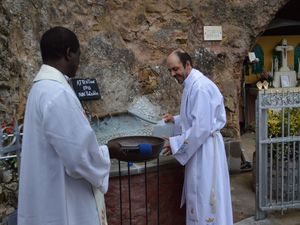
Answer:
[268,108,300,137]
[267,108,300,161]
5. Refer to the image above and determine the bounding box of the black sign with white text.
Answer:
[71,78,101,100]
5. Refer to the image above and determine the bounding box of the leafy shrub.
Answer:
[267,108,300,161]
[268,108,300,137]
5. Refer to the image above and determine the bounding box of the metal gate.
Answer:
[0,122,22,168]
[1,122,22,225]
[255,87,300,220]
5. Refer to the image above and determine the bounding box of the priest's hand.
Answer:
[107,141,120,159]
[161,137,172,156]
[163,113,174,123]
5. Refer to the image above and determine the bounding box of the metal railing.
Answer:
[255,87,300,220]
[0,122,22,225]
[116,159,160,225]
[0,122,22,163]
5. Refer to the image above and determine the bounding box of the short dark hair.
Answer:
[175,51,193,68]
[40,26,80,62]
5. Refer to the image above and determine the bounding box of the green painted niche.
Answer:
[294,43,300,73]
[251,44,264,74]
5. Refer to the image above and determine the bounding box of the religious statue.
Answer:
[272,39,297,88]
[274,56,279,72]
[275,38,293,72]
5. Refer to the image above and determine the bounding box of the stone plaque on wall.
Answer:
[203,26,222,41]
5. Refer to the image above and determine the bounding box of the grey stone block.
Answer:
[224,139,242,172]
[2,210,17,225]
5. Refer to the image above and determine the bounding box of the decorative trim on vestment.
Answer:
[206,217,215,225]
[210,131,220,214]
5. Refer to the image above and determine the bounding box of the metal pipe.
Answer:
[270,141,273,205]
[281,144,284,206]
[145,162,148,225]
[298,141,300,202]
[119,160,123,225]
[0,155,17,160]
[287,143,290,203]
[287,110,291,203]
[276,142,279,204]
[260,136,300,144]
[2,133,23,138]
[281,109,284,207]
[157,157,160,225]
[292,141,295,205]
[128,163,132,225]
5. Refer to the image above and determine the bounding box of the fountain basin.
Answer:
[108,136,164,162]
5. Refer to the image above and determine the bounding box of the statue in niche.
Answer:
[274,56,279,72]
[275,38,293,72]
[273,39,297,88]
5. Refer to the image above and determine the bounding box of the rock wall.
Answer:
[0,0,290,137]
[0,164,17,222]
[0,0,293,222]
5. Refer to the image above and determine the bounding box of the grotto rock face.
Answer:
[0,0,290,138]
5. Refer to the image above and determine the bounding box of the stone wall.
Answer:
[0,0,291,221]
[0,164,17,222]
[0,0,290,138]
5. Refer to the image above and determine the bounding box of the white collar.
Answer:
[33,64,70,89]
[183,68,197,89]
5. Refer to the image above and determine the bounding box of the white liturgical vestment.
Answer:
[18,65,110,225]
[170,69,233,225]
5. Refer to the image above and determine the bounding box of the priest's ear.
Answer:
[65,47,72,61]
[65,47,80,64]
[185,59,193,70]
[186,60,191,67]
